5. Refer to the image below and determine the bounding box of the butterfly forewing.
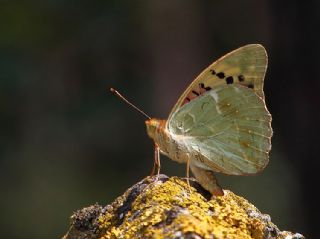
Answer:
[167,85,272,175]
[168,44,267,119]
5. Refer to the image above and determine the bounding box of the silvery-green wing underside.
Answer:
[168,44,267,120]
[167,85,272,175]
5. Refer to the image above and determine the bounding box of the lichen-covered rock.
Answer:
[62,175,304,239]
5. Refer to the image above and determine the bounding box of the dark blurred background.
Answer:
[1,1,319,238]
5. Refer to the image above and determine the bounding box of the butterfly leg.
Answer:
[190,165,224,197]
[155,145,161,179]
[150,144,161,180]
[186,157,191,192]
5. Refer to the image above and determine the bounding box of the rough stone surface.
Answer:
[62,175,304,239]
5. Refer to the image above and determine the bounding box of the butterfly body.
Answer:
[146,118,198,166]
[145,44,272,196]
[146,117,225,195]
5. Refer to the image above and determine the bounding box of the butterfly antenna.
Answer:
[110,88,151,119]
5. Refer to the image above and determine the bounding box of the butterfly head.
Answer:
[145,118,166,140]
[145,118,159,139]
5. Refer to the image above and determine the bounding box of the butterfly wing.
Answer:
[167,85,272,175]
[168,44,267,119]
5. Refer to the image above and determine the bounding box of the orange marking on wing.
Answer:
[181,83,211,107]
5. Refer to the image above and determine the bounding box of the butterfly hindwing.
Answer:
[167,85,272,175]
[168,44,267,119]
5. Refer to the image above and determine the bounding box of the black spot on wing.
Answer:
[247,84,254,89]
[226,76,234,84]
[199,83,211,92]
[210,69,216,75]
[216,72,225,79]
[192,90,200,96]
[238,75,245,82]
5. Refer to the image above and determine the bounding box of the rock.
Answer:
[62,175,304,239]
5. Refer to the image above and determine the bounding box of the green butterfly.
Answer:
[145,44,272,196]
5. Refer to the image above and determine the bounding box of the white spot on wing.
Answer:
[209,91,222,114]
[210,90,219,102]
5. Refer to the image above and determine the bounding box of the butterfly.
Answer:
[145,44,272,196]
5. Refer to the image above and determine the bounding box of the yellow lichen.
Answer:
[97,177,270,239]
